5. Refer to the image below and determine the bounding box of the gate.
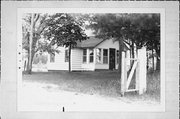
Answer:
[121,47,147,96]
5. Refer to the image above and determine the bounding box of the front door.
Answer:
[109,48,116,70]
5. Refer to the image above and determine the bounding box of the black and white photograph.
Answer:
[17,8,165,111]
[0,1,179,119]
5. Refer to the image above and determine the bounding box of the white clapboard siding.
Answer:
[47,47,69,70]
[95,64,109,69]
[71,49,83,71]
[81,63,95,71]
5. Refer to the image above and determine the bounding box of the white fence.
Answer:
[121,47,147,96]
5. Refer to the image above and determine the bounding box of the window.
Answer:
[65,49,69,62]
[96,48,101,63]
[50,53,55,63]
[117,50,119,64]
[89,49,94,63]
[83,49,87,63]
[103,49,108,64]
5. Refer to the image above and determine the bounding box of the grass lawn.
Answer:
[22,70,160,103]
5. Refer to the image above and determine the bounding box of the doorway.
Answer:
[109,48,116,70]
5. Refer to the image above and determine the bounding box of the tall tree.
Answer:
[85,13,160,75]
[22,13,59,74]
[134,14,160,70]
[44,13,88,72]
[28,13,34,74]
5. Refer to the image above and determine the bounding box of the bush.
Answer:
[33,53,48,64]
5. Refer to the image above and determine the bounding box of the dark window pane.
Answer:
[83,49,87,63]
[103,49,108,56]
[90,56,93,63]
[103,57,108,64]
[103,49,108,64]
[83,56,86,63]
[83,49,87,55]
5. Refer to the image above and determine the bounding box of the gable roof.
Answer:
[76,36,104,48]
[76,36,130,51]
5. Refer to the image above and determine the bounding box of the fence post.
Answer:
[135,59,139,91]
[121,52,126,96]
[138,47,147,95]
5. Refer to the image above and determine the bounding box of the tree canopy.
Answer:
[85,13,160,72]
[23,13,88,73]
[43,13,88,48]
[43,13,88,72]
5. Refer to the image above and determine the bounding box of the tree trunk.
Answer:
[152,47,154,71]
[147,52,149,70]
[131,40,135,58]
[27,50,35,74]
[155,48,160,71]
[68,44,71,72]
[26,50,30,72]
[118,38,123,78]
[27,13,34,74]
[156,57,160,70]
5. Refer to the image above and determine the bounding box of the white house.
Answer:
[47,36,129,71]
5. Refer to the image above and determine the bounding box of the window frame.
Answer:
[103,49,108,64]
[83,49,87,63]
[89,49,94,63]
[96,48,102,64]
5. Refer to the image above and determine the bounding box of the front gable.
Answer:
[95,38,119,49]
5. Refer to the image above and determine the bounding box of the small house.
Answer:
[47,36,130,71]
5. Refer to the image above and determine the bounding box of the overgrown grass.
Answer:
[146,70,160,101]
[23,71,122,97]
[124,70,160,102]
[23,70,160,102]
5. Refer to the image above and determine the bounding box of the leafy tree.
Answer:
[86,13,132,78]
[129,14,160,70]
[43,13,88,72]
[85,13,160,75]
[141,14,160,70]
[22,13,59,74]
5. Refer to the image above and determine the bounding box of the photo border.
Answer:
[0,1,179,119]
[17,8,165,112]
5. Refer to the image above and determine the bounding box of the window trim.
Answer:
[103,49,108,64]
[89,49,94,63]
[96,48,102,64]
[83,49,87,63]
